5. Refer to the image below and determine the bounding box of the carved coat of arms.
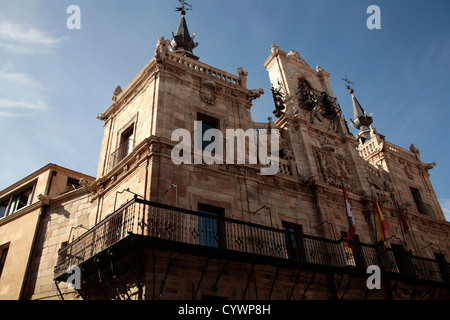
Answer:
[200,82,216,105]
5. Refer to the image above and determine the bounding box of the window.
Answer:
[110,124,135,169]
[282,222,303,260]
[434,253,450,283]
[410,187,429,215]
[197,203,224,248]
[0,182,36,219]
[196,113,219,152]
[56,242,68,266]
[0,244,9,279]
[391,244,415,276]
[0,200,8,219]
[120,125,135,157]
[65,177,81,192]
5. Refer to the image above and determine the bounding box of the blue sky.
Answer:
[0,0,449,220]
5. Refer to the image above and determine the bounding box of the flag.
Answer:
[373,195,387,242]
[342,183,356,241]
[395,198,409,234]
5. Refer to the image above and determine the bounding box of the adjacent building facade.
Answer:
[0,164,93,299]
[1,11,449,300]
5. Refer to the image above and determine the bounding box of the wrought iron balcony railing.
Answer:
[54,198,449,286]
[108,138,134,170]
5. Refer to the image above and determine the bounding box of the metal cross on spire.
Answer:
[342,75,354,93]
[175,0,193,15]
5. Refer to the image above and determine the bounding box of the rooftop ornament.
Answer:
[171,0,199,60]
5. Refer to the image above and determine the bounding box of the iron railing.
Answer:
[109,138,134,170]
[296,86,341,119]
[54,198,449,286]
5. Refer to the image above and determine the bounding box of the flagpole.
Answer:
[373,191,379,243]
[341,181,355,242]
[392,194,408,251]
[371,189,379,243]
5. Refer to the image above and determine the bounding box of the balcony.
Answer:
[108,138,134,171]
[54,198,449,289]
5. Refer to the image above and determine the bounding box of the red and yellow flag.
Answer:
[373,195,387,242]
[342,183,356,241]
[395,198,409,234]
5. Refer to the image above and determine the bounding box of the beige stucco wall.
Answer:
[0,205,41,299]
[0,164,94,300]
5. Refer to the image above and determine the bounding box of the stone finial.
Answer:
[113,85,122,96]
[155,36,170,62]
[409,143,420,154]
[237,67,248,88]
[111,85,122,103]
[271,43,279,53]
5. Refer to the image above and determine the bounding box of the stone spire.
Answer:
[170,7,199,60]
[349,88,373,143]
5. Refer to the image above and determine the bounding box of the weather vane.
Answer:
[175,0,193,15]
[341,75,354,93]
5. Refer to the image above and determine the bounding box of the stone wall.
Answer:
[25,189,92,300]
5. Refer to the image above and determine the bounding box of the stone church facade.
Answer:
[1,11,449,300]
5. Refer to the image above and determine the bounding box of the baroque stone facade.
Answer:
[0,11,449,301]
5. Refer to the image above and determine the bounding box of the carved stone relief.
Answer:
[404,163,414,180]
[200,81,216,105]
[313,145,356,192]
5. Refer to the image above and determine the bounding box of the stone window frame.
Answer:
[196,112,220,152]
[118,122,135,155]
[0,180,37,219]
[282,221,304,260]
[196,202,226,249]
[109,117,137,169]
[0,243,10,279]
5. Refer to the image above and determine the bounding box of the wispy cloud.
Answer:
[0,68,43,88]
[0,69,49,116]
[439,199,450,222]
[0,98,46,110]
[0,20,63,54]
